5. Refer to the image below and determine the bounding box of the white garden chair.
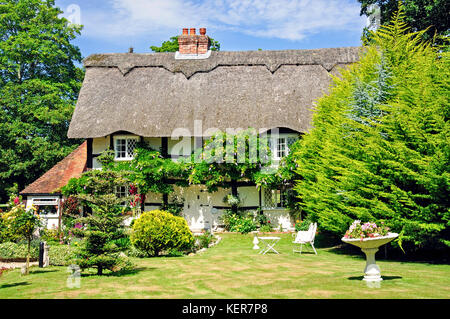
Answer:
[292,222,318,255]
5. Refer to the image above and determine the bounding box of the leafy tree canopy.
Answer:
[0,0,84,201]
[358,0,450,44]
[150,35,221,52]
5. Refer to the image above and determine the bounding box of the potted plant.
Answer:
[342,220,398,282]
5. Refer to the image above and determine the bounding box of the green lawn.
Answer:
[1,233,449,299]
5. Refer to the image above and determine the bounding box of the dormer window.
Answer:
[114,136,138,160]
[268,134,299,161]
[275,137,287,160]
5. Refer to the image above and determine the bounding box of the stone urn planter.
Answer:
[342,233,398,282]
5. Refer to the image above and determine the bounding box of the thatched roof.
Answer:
[68,48,361,138]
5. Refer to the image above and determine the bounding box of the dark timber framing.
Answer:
[87,138,93,169]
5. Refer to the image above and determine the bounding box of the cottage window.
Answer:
[263,188,284,209]
[114,136,138,160]
[31,198,59,216]
[115,186,129,198]
[269,136,298,160]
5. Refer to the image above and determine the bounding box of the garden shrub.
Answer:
[0,241,39,259]
[256,213,273,232]
[195,232,216,249]
[130,210,195,257]
[221,210,257,234]
[48,245,74,266]
[0,241,74,266]
[295,219,313,232]
[259,224,273,233]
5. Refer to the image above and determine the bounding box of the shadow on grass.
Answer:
[0,281,31,289]
[80,266,151,278]
[30,269,59,274]
[348,276,402,281]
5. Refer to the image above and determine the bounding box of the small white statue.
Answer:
[253,235,260,250]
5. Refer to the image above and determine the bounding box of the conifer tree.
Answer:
[294,6,449,252]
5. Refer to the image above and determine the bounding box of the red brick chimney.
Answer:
[178,27,210,55]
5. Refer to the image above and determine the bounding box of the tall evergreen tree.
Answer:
[294,6,449,253]
[0,0,84,201]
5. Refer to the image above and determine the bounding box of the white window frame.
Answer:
[28,196,60,217]
[274,137,287,160]
[270,134,298,161]
[113,135,139,161]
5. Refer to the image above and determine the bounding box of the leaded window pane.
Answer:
[126,139,137,158]
[264,188,276,208]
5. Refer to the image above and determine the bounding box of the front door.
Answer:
[183,185,212,231]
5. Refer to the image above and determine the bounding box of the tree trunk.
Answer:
[25,238,30,275]
[98,265,103,276]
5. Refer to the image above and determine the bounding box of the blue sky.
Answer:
[55,0,368,59]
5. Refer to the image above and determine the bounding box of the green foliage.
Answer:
[130,210,195,257]
[186,128,271,213]
[0,201,41,274]
[294,7,449,253]
[150,35,221,52]
[2,204,41,242]
[294,219,312,232]
[62,169,133,275]
[40,227,61,245]
[358,0,449,45]
[127,145,189,196]
[186,129,271,190]
[259,224,273,233]
[61,169,132,213]
[0,239,71,266]
[0,0,84,201]
[195,231,216,249]
[255,213,273,233]
[255,140,302,217]
[48,244,74,266]
[220,210,257,234]
[0,241,39,259]
[70,213,132,275]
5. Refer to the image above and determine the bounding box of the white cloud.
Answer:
[73,0,366,41]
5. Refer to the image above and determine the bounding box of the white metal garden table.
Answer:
[257,236,281,255]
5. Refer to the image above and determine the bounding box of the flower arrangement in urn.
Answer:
[344,220,390,240]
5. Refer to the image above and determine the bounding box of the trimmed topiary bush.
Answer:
[130,210,195,257]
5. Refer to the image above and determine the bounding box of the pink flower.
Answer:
[13,197,20,205]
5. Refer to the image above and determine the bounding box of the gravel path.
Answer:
[0,261,38,269]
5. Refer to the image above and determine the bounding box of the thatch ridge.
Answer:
[83,47,361,78]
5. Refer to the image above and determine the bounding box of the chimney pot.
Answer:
[199,28,206,35]
[182,28,188,35]
[189,28,196,35]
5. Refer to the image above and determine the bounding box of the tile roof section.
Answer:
[20,142,87,195]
